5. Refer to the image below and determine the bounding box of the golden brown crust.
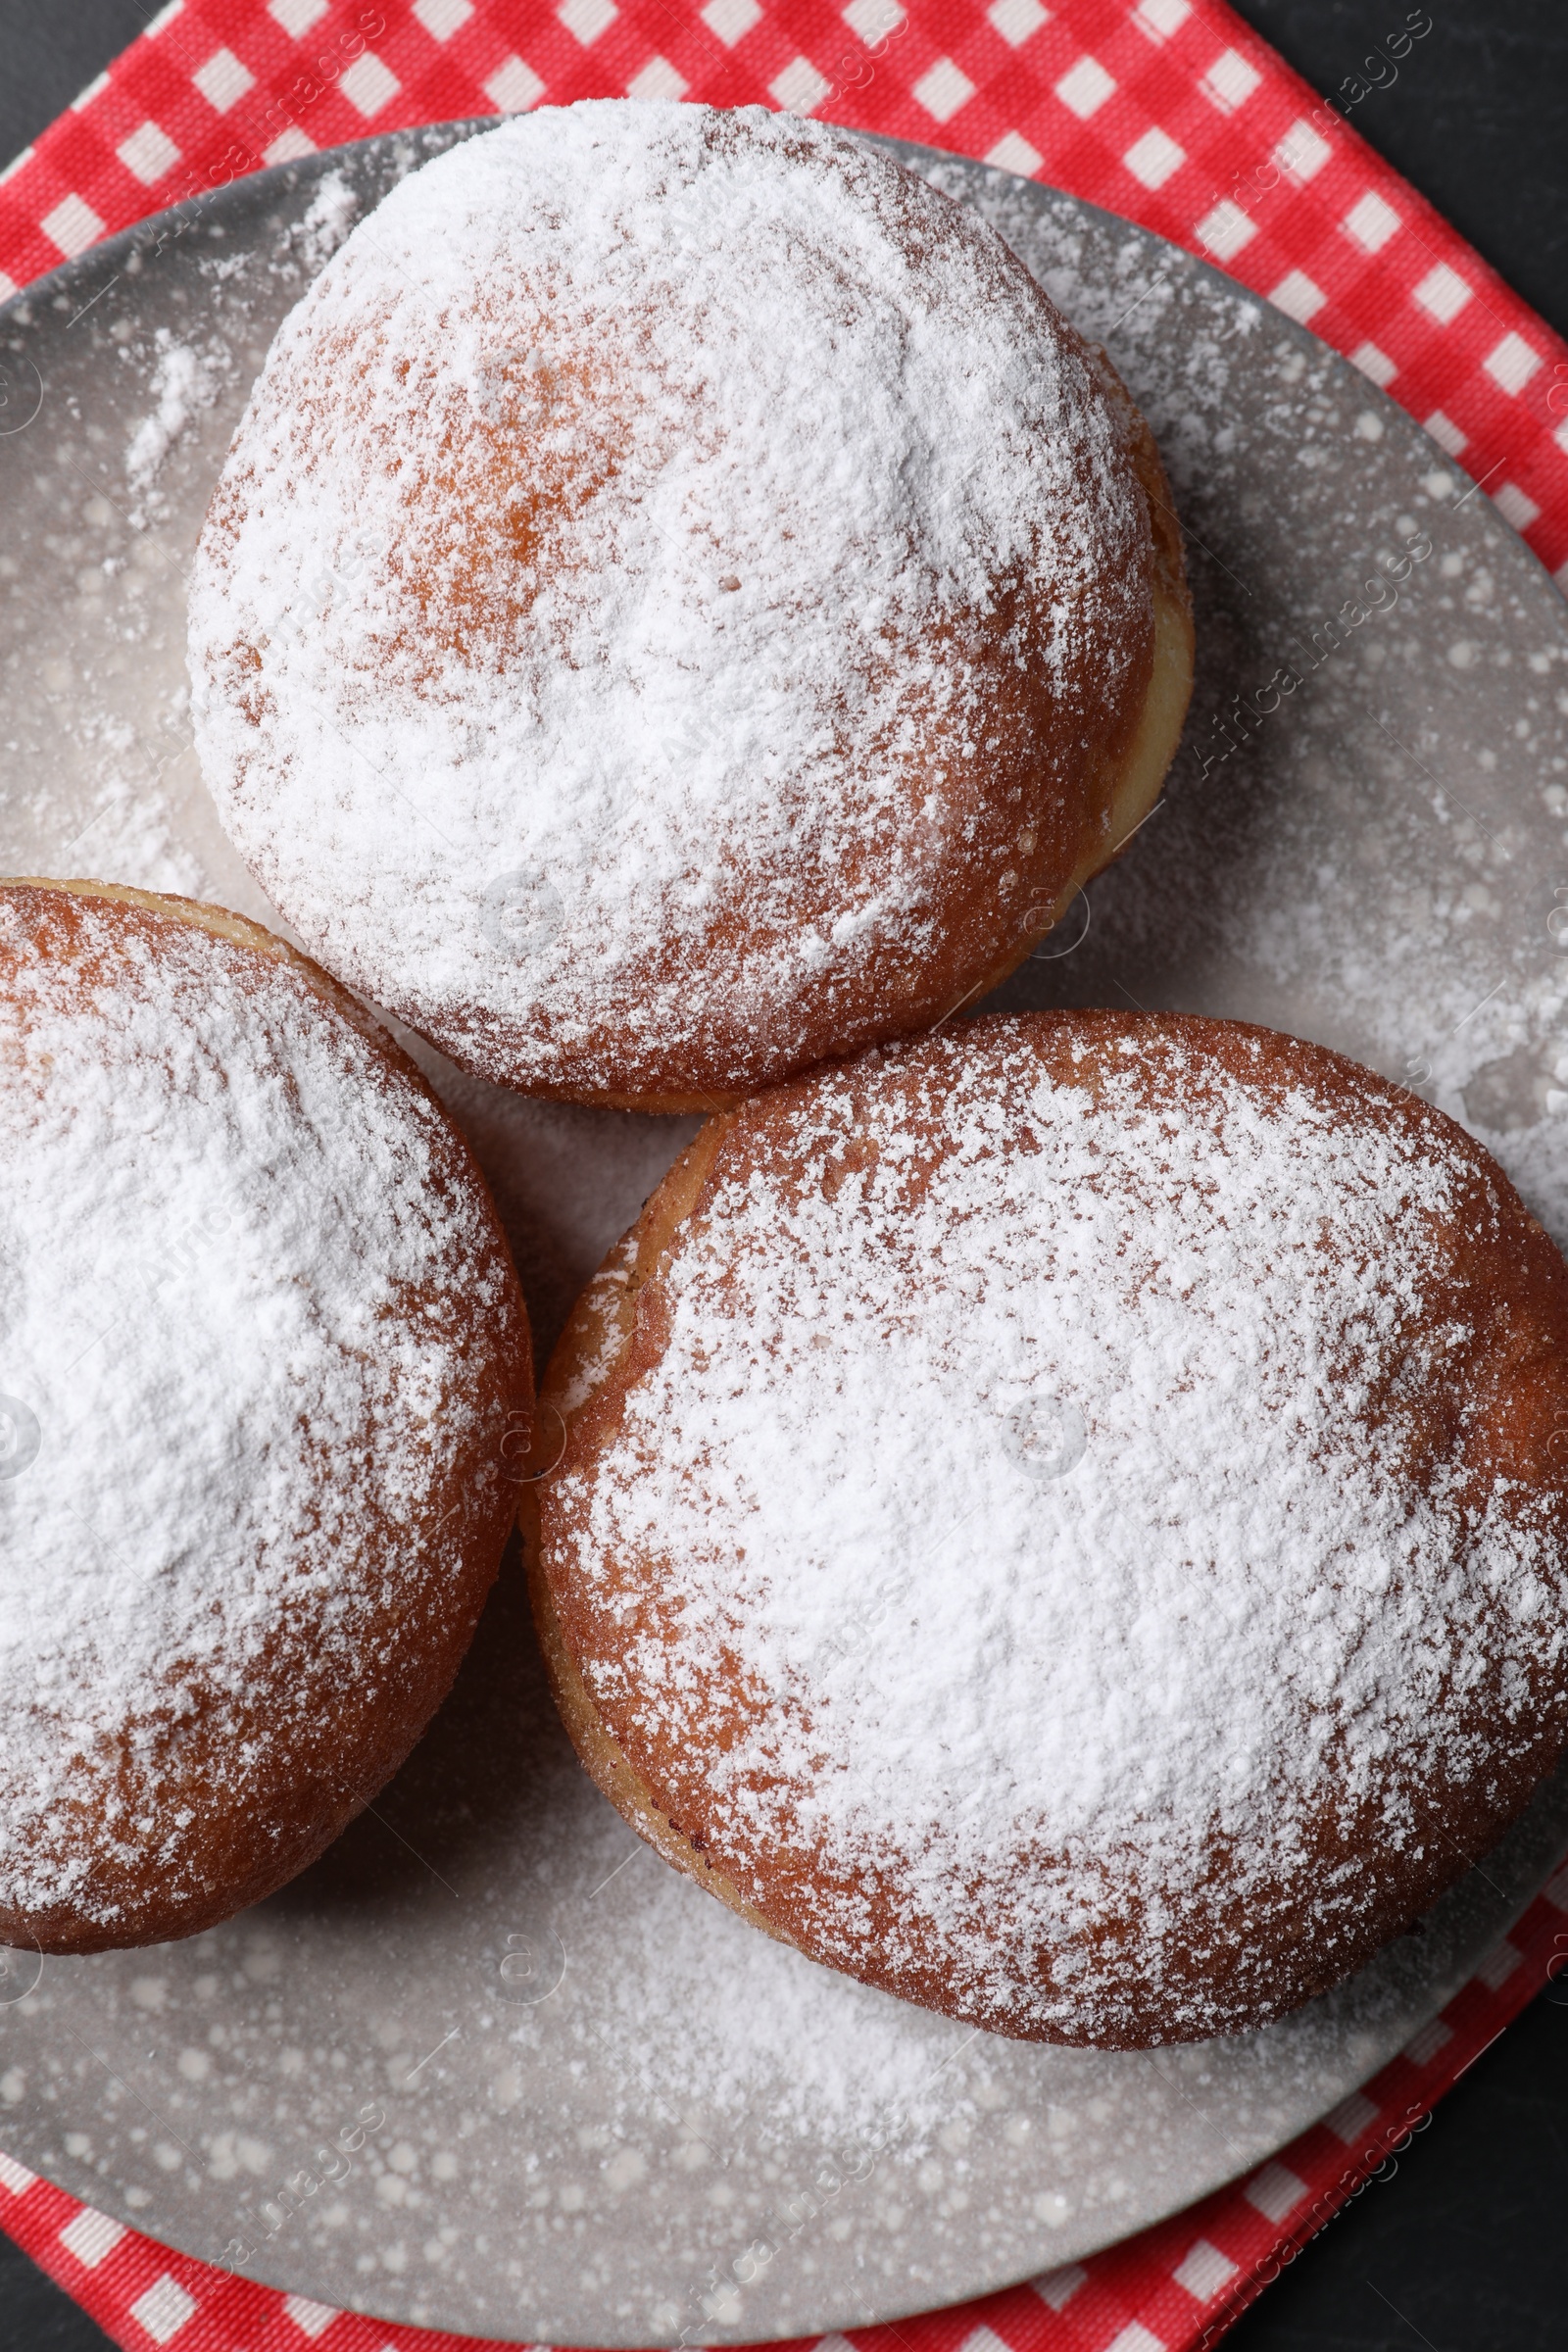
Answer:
[525,1527,786,1942]
[520,1118,773,1923]
[529,1012,1568,2043]
[2,876,406,1052]
[0,880,534,1954]
[521,1114,790,1927]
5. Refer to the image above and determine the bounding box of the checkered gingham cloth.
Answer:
[4,2,1568,2347]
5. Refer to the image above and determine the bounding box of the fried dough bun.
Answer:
[0,879,531,1952]
[527,1012,1568,2044]
[190,102,1192,1111]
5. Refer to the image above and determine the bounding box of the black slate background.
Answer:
[1,3,1566,2346]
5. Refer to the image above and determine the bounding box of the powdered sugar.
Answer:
[292,167,358,272]
[555,1832,977,2144]
[553,1018,1568,2042]
[0,892,512,1930]
[187,101,1145,1096]
[125,329,222,500]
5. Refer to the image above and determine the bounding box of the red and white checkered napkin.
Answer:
[4,1,1568,2345]
[2,0,1567,568]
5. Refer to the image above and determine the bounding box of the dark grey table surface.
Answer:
[2,3,1567,2347]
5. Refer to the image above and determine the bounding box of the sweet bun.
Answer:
[526,1012,1568,2045]
[0,879,531,1953]
[189,101,1192,1112]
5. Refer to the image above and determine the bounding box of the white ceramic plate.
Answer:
[2,121,1567,2346]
